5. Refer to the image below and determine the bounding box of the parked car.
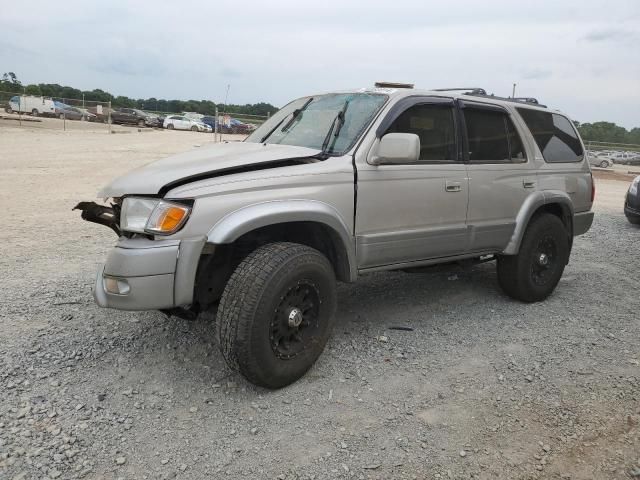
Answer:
[76,83,594,389]
[110,108,157,127]
[163,115,211,132]
[218,118,254,134]
[53,102,94,121]
[611,152,640,165]
[200,116,217,131]
[86,106,115,123]
[78,108,97,122]
[587,152,612,168]
[624,176,640,225]
[6,95,56,117]
[183,112,204,121]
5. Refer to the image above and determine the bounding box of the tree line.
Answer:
[1,72,276,117]
[2,72,639,144]
[573,121,640,146]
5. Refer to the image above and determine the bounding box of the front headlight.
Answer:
[120,197,191,235]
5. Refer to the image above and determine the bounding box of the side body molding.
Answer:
[207,200,357,281]
[503,191,574,255]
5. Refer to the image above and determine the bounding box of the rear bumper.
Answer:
[93,236,205,311]
[573,211,594,236]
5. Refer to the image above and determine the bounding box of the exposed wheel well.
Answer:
[193,221,351,312]
[534,203,572,233]
[529,202,573,257]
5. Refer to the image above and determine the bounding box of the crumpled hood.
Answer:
[97,142,321,197]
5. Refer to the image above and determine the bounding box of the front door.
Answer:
[355,97,469,269]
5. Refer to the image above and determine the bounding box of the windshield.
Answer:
[246,93,387,155]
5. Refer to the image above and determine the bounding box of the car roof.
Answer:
[305,85,566,117]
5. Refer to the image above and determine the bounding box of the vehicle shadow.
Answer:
[86,261,504,394]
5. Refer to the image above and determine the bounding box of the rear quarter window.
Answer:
[516,108,583,163]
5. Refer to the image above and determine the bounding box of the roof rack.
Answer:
[432,87,487,95]
[433,87,546,108]
[468,93,546,108]
[375,81,414,89]
[513,97,539,105]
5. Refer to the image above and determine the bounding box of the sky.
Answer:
[1,0,639,127]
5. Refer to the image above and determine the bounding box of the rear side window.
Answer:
[463,108,526,162]
[384,104,457,162]
[516,108,583,162]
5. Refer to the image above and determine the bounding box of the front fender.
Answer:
[503,191,574,255]
[207,199,357,281]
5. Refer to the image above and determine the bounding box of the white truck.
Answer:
[6,95,56,117]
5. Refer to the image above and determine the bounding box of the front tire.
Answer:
[217,242,337,389]
[497,214,569,302]
[31,108,39,117]
[167,123,174,130]
[191,125,198,132]
[599,160,609,168]
[137,119,145,128]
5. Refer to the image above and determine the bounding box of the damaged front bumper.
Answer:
[75,201,206,312]
[92,236,205,311]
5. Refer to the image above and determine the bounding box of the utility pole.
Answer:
[223,84,230,113]
[512,83,516,98]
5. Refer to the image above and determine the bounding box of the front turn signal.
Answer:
[145,201,191,235]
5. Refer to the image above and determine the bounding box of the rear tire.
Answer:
[137,119,145,128]
[167,123,174,130]
[216,242,337,389]
[599,160,609,168]
[191,125,198,132]
[497,214,569,303]
[59,114,64,120]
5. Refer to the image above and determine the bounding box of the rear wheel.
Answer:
[599,160,609,168]
[167,123,174,130]
[191,125,198,132]
[137,119,145,128]
[217,242,337,389]
[497,214,569,302]
[59,114,64,120]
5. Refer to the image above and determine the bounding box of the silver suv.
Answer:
[77,84,595,388]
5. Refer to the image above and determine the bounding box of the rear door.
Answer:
[177,117,189,129]
[355,96,470,269]
[461,101,536,252]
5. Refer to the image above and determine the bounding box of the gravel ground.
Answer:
[1,125,639,480]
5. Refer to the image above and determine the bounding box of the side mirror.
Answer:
[370,133,420,165]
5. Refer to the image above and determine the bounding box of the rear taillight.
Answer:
[590,172,596,203]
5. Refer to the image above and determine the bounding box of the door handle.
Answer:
[523,180,536,189]
[445,181,462,192]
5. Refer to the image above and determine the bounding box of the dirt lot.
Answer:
[1,124,639,480]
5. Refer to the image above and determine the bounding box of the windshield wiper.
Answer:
[316,100,350,159]
[260,97,313,143]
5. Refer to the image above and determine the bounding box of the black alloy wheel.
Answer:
[269,281,321,360]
